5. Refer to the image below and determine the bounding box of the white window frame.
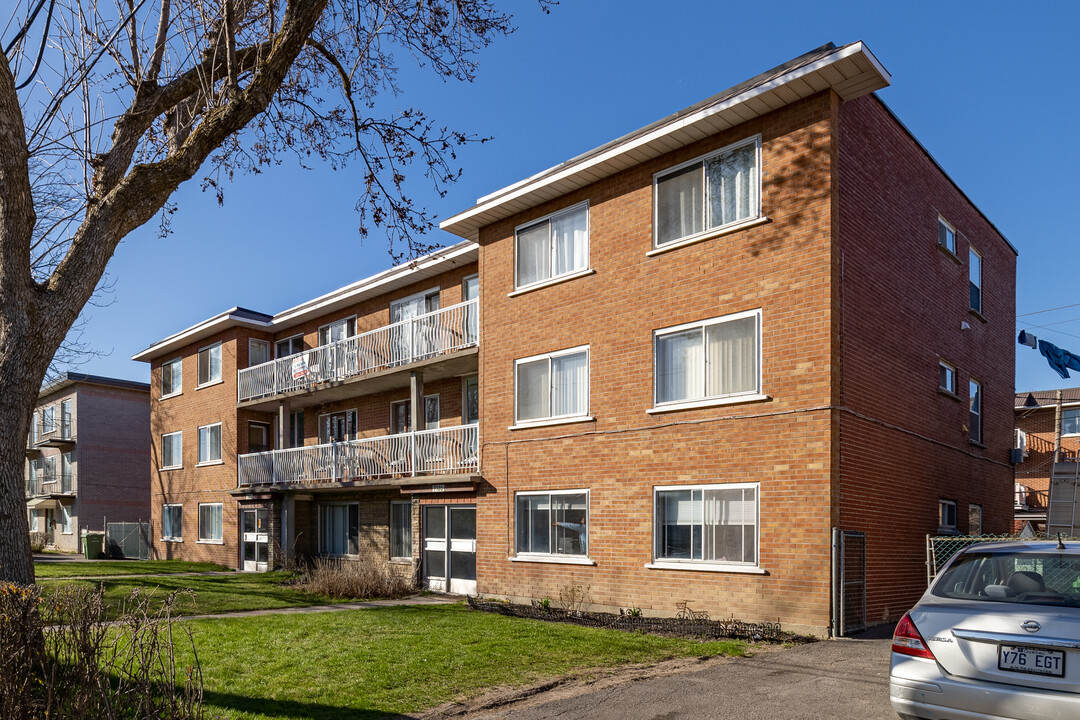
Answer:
[276,334,304,359]
[462,273,479,302]
[249,339,271,368]
[389,500,412,561]
[969,378,982,444]
[652,136,762,250]
[938,216,957,255]
[1062,407,1080,437]
[512,345,591,428]
[198,503,224,544]
[513,201,590,291]
[162,504,183,542]
[512,489,592,564]
[197,342,223,387]
[938,360,957,395]
[318,502,359,557]
[318,408,358,443]
[318,315,357,347]
[648,482,763,573]
[161,431,182,470]
[939,499,958,533]
[59,502,72,534]
[651,309,763,412]
[969,245,983,314]
[197,422,223,465]
[462,374,479,425]
[161,357,182,398]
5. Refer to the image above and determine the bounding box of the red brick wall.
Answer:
[835,95,1016,623]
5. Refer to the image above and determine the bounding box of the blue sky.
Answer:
[77,0,1077,393]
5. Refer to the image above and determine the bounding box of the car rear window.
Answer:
[932,552,1080,607]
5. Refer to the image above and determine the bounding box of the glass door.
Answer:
[242,508,269,572]
[422,505,476,594]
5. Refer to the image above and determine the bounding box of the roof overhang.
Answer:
[27,497,58,509]
[133,241,478,363]
[440,41,890,241]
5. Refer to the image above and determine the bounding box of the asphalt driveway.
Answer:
[465,630,895,720]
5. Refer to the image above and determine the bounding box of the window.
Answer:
[655,137,760,248]
[289,410,305,447]
[390,501,412,559]
[248,422,270,453]
[318,316,356,346]
[42,405,56,433]
[514,346,590,424]
[1063,408,1080,436]
[161,431,182,469]
[162,504,183,541]
[939,499,958,532]
[463,375,479,425]
[43,455,56,484]
[969,379,982,444]
[654,310,760,407]
[198,343,222,386]
[198,423,222,464]
[463,274,479,302]
[969,246,982,314]
[938,361,956,394]
[249,339,271,367]
[31,411,39,444]
[515,202,589,289]
[319,503,358,556]
[968,504,983,536]
[319,410,357,443]
[654,483,758,566]
[515,491,589,556]
[198,503,223,543]
[59,503,72,534]
[938,217,956,254]
[161,357,182,397]
[60,452,72,493]
[276,334,303,359]
[60,399,72,438]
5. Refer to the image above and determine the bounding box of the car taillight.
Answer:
[892,613,936,660]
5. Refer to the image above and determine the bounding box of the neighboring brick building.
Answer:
[437,40,1015,635]
[136,41,1015,635]
[25,373,151,552]
[1013,388,1080,534]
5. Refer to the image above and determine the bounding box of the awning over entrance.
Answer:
[26,497,58,509]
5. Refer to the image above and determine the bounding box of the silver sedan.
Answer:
[890,540,1080,720]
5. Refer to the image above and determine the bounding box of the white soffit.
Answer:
[441,41,890,241]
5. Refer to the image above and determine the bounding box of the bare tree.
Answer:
[0,0,544,584]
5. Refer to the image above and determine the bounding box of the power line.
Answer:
[1018,302,1080,318]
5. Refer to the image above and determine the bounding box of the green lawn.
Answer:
[41,572,333,618]
[181,603,746,719]
[34,560,231,579]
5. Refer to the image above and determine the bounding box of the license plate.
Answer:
[998,645,1066,677]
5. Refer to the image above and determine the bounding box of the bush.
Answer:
[28,532,47,552]
[0,582,202,719]
[293,558,416,600]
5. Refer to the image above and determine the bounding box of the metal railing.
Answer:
[238,299,479,403]
[26,471,75,497]
[238,423,479,486]
[36,418,76,443]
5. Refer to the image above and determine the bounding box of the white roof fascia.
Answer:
[132,311,270,362]
[441,42,889,237]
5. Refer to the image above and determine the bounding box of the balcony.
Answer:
[35,419,76,447]
[238,424,478,488]
[26,471,75,498]
[238,299,478,405]
[1015,484,1048,512]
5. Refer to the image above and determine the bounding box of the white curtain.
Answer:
[656,330,703,403]
[553,207,588,276]
[707,316,757,396]
[702,487,756,563]
[516,223,549,286]
[707,143,756,228]
[516,359,550,421]
[656,164,703,244]
[551,351,588,416]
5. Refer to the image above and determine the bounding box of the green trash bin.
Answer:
[83,532,104,560]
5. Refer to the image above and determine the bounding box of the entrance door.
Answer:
[242,508,269,572]
[44,508,55,546]
[423,505,476,594]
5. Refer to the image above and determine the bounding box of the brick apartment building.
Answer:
[25,373,151,552]
[135,41,1015,635]
[1014,388,1080,535]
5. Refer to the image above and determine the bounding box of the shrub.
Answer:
[28,532,47,552]
[0,582,202,719]
[292,558,416,600]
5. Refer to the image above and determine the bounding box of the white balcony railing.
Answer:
[237,424,479,487]
[238,299,478,403]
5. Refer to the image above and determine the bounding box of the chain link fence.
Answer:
[926,534,1080,585]
[105,521,151,560]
